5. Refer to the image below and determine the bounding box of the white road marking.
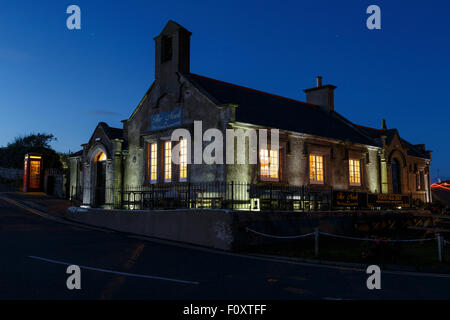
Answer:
[28,255,200,285]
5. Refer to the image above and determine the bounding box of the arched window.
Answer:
[94,152,106,162]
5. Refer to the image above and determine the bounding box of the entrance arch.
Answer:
[94,151,107,206]
[391,158,402,194]
[83,143,111,207]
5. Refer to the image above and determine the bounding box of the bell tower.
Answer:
[154,20,192,83]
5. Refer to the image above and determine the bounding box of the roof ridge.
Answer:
[355,124,384,132]
[99,122,123,131]
[331,113,378,143]
[188,73,319,108]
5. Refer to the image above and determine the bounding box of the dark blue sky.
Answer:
[1,0,449,180]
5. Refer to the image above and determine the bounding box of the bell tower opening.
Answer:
[154,20,192,82]
[161,36,173,63]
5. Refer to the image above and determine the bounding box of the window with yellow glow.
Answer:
[149,143,158,184]
[260,149,279,180]
[309,155,324,183]
[164,141,172,182]
[349,159,361,185]
[95,152,106,162]
[179,139,187,182]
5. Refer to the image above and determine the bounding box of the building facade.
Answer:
[68,21,432,209]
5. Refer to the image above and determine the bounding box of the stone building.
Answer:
[68,21,432,209]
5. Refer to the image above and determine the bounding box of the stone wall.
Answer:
[0,167,23,180]
[66,207,235,250]
[65,207,369,251]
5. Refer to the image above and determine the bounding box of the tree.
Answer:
[0,133,63,170]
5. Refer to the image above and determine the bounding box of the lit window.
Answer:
[164,141,172,182]
[349,159,361,186]
[309,155,324,183]
[179,139,187,182]
[95,152,106,162]
[260,149,279,180]
[149,143,157,184]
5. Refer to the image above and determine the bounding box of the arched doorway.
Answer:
[391,159,402,194]
[94,151,107,206]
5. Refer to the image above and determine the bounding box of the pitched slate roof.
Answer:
[68,150,83,158]
[356,125,397,144]
[356,125,430,159]
[98,122,123,140]
[400,138,430,159]
[183,73,376,146]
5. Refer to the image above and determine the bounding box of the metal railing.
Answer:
[70,182,411,212]
[70,182,332,211]
[246,227,447,262]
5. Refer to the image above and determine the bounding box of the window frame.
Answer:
[163,141,172,183]
[179,138,188,182]
[259,147,280,182]
[309,154,325,185]
[148,142,158,184]
[349,158,362,186]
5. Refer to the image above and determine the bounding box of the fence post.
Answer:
[438,233,443,262]
[270,184,273,211]
[120,187,124,209]
[330,187,333,210]
[187,181,191,209]
[314,227,319,258]
[409,192,412,209]
[301,185,304,211]
[231,181,234,210]
[151,184,155,210]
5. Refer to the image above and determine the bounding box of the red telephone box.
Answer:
[23,153,43,192]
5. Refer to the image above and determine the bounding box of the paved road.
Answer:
[1,196,450,300]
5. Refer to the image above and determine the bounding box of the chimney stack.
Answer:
[381,119,387,130]
[316,76,322,87]
[303,76,336,113]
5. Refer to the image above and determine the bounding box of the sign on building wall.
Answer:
[367,193,410,207]
[332,191,411,208]
[150,109,182,131]
[333,191,367,207]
